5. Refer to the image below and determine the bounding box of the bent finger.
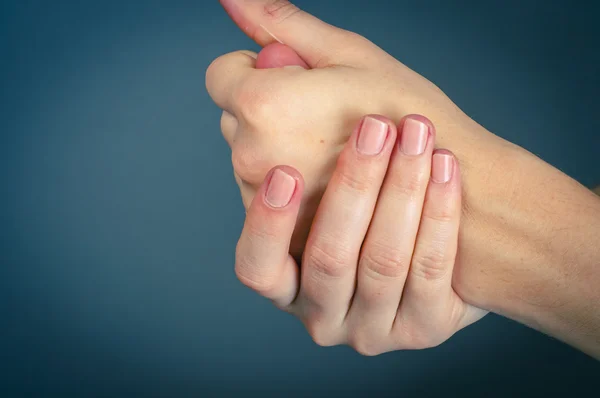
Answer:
[236,166,304,309]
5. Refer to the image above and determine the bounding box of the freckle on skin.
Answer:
[320,140,325,144]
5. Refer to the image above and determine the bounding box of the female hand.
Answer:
[235,113,487,355]
[206,0,506,259]
[208,0,600,359]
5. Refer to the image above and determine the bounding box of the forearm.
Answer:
[455,119,600,357]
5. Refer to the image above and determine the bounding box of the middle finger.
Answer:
[295,115,396,343]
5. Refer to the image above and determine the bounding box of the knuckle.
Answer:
[263,0,302,24]
[233,78,273,124]
[205,57,224,94]
[231,145,270,185]
[244,220,280,243]
[388,167,429,199]
[220,112,237,138]
[234,253,277,295]
[360,246,409,281]
[205,51,246,88]
[423,206,455,224]
[305,321,338,348]
[235,268,277,295]
[348,333,384,357]
[352,343,381,357]
[335,156,376,194]
[411,249,450,282]
[305,241,353,279]
[206,55,225,79]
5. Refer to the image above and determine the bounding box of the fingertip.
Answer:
[261,166,304,210]
[361,114,398,135]
[353,114,398,151]
[256,43,310,69]
[431,150,457,185]
[399,114,437,139]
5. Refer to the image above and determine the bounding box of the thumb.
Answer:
[256,43,309,69]
[219,0,352,68]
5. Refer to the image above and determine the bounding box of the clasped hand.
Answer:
[206,0,492,355]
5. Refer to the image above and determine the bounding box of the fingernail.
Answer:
[357,116,389,155]
[400,118,429,156]
[265,169,296,208]
[431,153,454,184]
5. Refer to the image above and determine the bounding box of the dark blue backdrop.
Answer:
[1,0,598,396]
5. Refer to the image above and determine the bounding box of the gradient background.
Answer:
[1,0,599,396]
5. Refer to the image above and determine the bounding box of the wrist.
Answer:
[454,133,600,356]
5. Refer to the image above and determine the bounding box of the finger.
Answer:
[395,150,464,336]
[256,43,309,69]
[206,50,257,113]
[297,115,397,337]
[219,0,354,68]
[220,111,238,146]
[349,116,435,336]
[236,166,304,309]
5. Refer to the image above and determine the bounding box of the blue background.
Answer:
[1,0,599,396]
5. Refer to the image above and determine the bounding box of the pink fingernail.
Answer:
[431,153,454,184]
[357,116,389,155]
[265,169,296,208]
[400,118,429,156]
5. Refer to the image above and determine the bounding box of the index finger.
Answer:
[235,166,304,309]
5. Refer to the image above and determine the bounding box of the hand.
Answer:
[236,113,486,354]
[208,0,600,357]
[206,0,499,258]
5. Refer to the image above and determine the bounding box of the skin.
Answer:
[206,0,600,358]
[237,114,486,354]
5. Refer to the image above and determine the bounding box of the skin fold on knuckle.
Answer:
[388,166,429,200]
[360,246,409,282]
[243,219,283,245]
[305,240,353,280]
[334,153,380,195]
[411,246,451,282]
[422,198,457,225]
[234,252,278,295]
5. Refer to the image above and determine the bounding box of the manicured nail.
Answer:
[400,118,429,156]
[357,116,389,155]
[265,169,296,208]
[431,153,454,184]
